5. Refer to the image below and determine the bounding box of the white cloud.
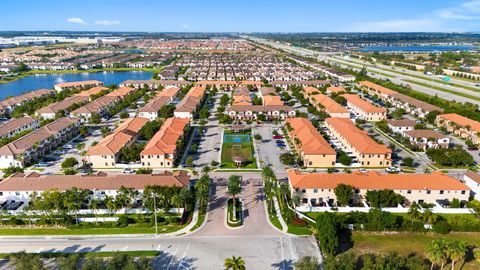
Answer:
[353,19,441,32]
[95,20,121,26]
[180,24,190,29]
[67,17,87,25]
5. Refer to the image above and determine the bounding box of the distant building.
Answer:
[436,113,480,145]
[54,80,103,92]
[341,94,387,122]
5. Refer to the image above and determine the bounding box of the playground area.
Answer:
[221,129,256,168]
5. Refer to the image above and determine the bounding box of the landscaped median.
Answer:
[226,198,244,228]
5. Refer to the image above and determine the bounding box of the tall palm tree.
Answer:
[449,240,466,270]
[422,209,437,225]
[224,256,246,270]
[89,199,100,224]
[408,202,421,225]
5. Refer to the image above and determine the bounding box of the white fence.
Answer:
[3,207,184,216]
[296,205,474,214]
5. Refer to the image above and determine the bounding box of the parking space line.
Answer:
[166,246,179,270]
[289,237,296,261]
[156,244,161,251]
[280,237,285,270]
[176,243,191,270]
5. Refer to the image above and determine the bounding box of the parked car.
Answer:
[385,166,401,174]
[358,168,367,173]
[63,144,74,149]
[123,168,135,174]
[273,135,284,140]
[37,162,50,167]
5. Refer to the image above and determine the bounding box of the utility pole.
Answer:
[153,194,158,235]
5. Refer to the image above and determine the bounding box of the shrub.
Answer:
[432,220,451,234]
[116,215,130,228]
[61,157,78,169]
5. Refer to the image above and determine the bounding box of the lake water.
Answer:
[0,71,153,101]
[359,45,478,52]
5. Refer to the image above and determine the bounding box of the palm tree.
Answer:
[227,175,242,220]
[104,196,118,216]
[224,256,246,270]
[422,209,437,225]
[408,202,421,225]
[89,199,100,224]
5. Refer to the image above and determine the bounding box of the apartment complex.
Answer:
[0,171,190,203]
[0,89,53,115]
[288,170,470,206]
[309,94,349,118]
[0,117,39,139]
[341,94,387,122]
[325,117,391,167]
[54,80,103,92]
[138,87,180,120]
[386,119,416,134]
[359,81,442,118]
[140,117,190,168]
[285,118,336,167]
[0,117,80,168]
[436,113,480,145]
[174,85,206,119]
[403,130,450,150]
[86,117,148,168]
[464,171,480,200]
[119,79,190,90]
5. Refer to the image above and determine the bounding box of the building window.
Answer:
[355,189,360,194]
[301,189,306,193]
[426,190,431,194]
[461,190,466,194]
[440,190,444,194]
[407,190,412,194]
[313,189,318,193]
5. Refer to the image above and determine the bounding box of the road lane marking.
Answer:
[177,243,191,270]
[289,237,295,261]
[166,246,179,270]
[280,237,285,270]
[156,244,161,251]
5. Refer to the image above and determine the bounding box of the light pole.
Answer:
[153,194,158,235]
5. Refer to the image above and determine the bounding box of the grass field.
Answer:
[351,232,480,270]
[221,130,256,168]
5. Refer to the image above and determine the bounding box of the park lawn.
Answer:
[0,223,187,236]
[352,232,480,270]
[287,223,312,235]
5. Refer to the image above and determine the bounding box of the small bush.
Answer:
[432,220,451,234]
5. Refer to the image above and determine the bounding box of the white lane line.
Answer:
[280,237,285,270]
[289,237,296,261]
[177,243,191,270]
[122,246,129,251]
[166,246,179,270]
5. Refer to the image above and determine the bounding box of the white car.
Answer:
[123,168,135,174]
[358,168,367,173]
[63,144,74,149]
[385,166,401,173]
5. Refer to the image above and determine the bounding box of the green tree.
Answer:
[402,157,414,167]
[227,175,242,220]
[158,104,176,118]
[334,184,353,206]
[294,256,320,270]
[61,157,78,169]
[315,212,339,256]
[224,256,246,270]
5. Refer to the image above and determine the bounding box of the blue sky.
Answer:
[1,0,480,32]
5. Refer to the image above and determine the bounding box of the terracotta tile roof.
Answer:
[259,87,276,96]
[359,81,396,95]
[55,80,103,88]
[0,171,190,191]
[0,117,37,138]
[0,89,53,108]
[341,94,387,113]
[386,119,417,127]
[327,86,346,93]
[174,86,206,113]
[158,87,180,97]
[263,95,284,106]
[233,95,252,106]
[311,94,348,114]
[404,129,447,139]
[36,96,89,114]
[141,117,189,155]
[196,80,237,85]
[71,96,117,115]
[74,86,109,97]
[138,96,171,113]
[438,113,480,132]
[326,117,391,155]
[391,93,442,113]
[106,86,136,98]
[288,170,469,190]
[286,118,336,155]
[465,171,480,184]
[228,105,294,113]
[121,80,190,86]
[0,117,79,156]
[304,86,321,95]
[271,80,329,85]
[87,117,148,156]
[238,80,264,86]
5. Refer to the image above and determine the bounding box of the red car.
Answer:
[273,135,284,139]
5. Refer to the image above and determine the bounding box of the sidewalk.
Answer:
[273,197,288,233]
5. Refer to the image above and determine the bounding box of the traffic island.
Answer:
[226,198,243,228]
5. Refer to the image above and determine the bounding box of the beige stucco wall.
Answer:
[304,154,336,168]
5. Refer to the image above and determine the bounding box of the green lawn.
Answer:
[227,198,243,228]
[0,223,187,236]
[351,232,480,270]
[286,223,312,235]
[221,130,256,168]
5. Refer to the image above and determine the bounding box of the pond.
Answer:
[0,71,153,101]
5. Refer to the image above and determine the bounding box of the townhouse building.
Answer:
[140,117,190,168]
[288,170,470,207]
[0,117,39,139]
[386,119,416,134]
[227,105,296,121]
[403,130,450,150]
[341,94,387,122]
[119,80,190,90]
[54,80,103,92]
[435,113,480,145]
[285,118,336,167]
[0,117,80,168]
[359,81,442,118]
[464,171,480,200]
[325,117,392,167]
[86,117,148,168]
[138,87,180,120]
[36,95,89,119]
[0,89,53,115]
[0,171,190,204]
[309,94,350,118]
[174,85,206,119]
